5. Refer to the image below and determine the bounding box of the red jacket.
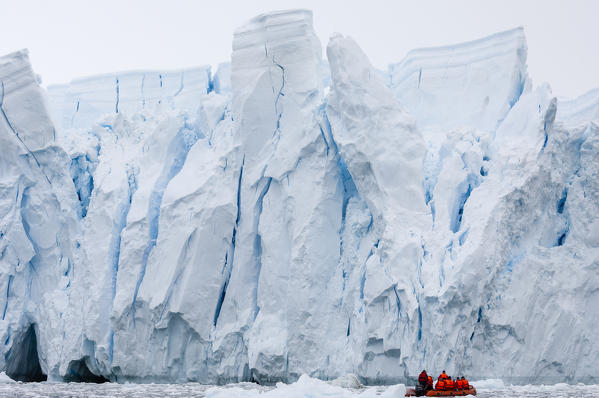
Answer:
[418,371,428,383]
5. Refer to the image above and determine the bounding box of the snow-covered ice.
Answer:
[0,8,598,387]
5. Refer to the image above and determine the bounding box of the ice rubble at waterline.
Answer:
[0,9,597,385]
[0,373,598,398]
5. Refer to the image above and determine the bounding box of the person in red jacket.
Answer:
[462,377,470,389]
[417,369,428,393]
[456,377,464,389]
[438,370,448,381]
[435,378,445,391]
[427,375,433,391]
[444,377,454,390]
[418,370,428,385]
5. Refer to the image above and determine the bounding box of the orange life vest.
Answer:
[427,376,433,387]
[435,380,445,390]
[457,379,464,389]
[439,372,448,380]
[445,379,454,390]
[463,378,470,389]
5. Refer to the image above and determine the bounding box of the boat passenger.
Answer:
[435,378,445,391]
[418,370,429,389]
[462,377,470,389]
[438,370,448,381]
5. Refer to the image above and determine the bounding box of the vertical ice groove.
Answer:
[70,154,96,218]
[141,74,146,109]
[557,188,568,214]
[213,239,231,326]
[392,284,402,326]
[251,176,273,320]
[451,165,483,234]
[109,167,138,303]
[173,71,184,97]
[107,167,137,355]
[451,183,472,233]
[131,125,201,319]
[2,275,13,320]
[318,124,330,156]
[20,186,40,303]
[108,330,114,364]
[20,187,40,254]
[207,68,214,94]
[507,69,526,109]
[71,100,80,127]
[423,148,441,227]
[417,248,424,288]
[417,304,423,341]
[214,155,244,327]
[115,77,120,114]
[359,269,366,300]
[270,56,286,139]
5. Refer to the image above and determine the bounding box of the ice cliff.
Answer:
[0,9,598,385]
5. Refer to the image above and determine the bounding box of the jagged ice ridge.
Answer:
[0,9,598,385]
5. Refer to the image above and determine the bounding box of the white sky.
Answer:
[1,0,598,98]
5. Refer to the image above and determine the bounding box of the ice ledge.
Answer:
[46,66,213,131]
[0,49,35,81]
[387,27,529,132]
[389,27,527,84]
[557,87,599,126]
[0,48,55,151]
[233,9,315,51]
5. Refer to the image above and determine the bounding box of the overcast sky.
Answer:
[2,0,597,98]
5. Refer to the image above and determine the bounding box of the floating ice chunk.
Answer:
[471,378,505,389]
[329,373,363,388]
[0,372,14,383]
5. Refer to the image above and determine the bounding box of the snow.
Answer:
[0,8,598,387]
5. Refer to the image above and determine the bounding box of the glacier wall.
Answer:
[1,10,598,385]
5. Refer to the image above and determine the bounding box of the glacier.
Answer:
[0,9,598,385]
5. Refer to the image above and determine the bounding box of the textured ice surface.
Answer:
[1,9,598,386]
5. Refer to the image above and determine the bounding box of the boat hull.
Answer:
[405,387,477,396]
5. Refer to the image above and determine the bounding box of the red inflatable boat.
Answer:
[405,386,476,396]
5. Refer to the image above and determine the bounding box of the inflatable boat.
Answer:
[405,386,476,396]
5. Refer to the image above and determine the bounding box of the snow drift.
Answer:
[0,9,598,385]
